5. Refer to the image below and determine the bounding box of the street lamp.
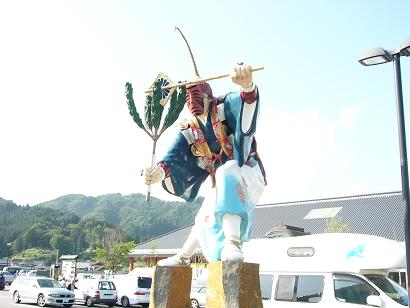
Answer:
[359,38,410,66]
[6,242,13,267]
[359,38,410,298]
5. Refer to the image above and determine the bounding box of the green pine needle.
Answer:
[144,94,153,132]
[161,85,186,134]
[151,79,165,132]
[125,82,145,131]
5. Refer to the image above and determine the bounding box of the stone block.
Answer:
[149,266,192,308]
[206,261,263,308]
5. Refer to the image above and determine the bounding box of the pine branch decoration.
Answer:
[161,85,186,134]
[125,82,145,131]
[144,94,153,133]
[125,73,186,201]
[151,79,165,132]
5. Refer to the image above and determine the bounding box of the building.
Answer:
[129,191,406,269]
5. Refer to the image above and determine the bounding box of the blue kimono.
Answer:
[160,89,265,261]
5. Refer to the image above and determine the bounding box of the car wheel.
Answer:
[37,294,46,307]
[86,296,94,307]
[121,296,130,307]
[13,291,21,303]
[191,298,199,308]
[13,291,21,304]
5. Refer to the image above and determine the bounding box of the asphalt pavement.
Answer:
[0,285,97,308]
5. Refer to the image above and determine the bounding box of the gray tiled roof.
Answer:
[134,191,406,253]
[136,225,194,250]
[253,191,405,240]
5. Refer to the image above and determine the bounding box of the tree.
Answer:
[12,248,55,265]
[145,242,158,267]
[325,217,350,233]
[50,234,73,255]
[102,229,126,250]
[23,223,50,249]
[94,241,135,273]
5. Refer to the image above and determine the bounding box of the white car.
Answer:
[74,279,117,307]
[190,286,206,308]
[112,274,151,307]
[9,276,75,307]
[244,234,409,307]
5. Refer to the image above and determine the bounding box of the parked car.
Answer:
[0,270,14,285]
[9,276,75,307]
[74,279,117,307]
[0,274,5,290]
[3,266,31,277]
[112,273,151,307]
[190,285,206,308]
[244,233,408,307]
[25,269,39,276]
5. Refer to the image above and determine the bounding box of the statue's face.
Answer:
[186,82,213,116]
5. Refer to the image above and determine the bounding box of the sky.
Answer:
[0,0,409,206]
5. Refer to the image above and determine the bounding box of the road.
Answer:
[0,285,118,308]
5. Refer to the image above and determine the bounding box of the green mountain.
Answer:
[0,197,116,258]
[37,193,203,243]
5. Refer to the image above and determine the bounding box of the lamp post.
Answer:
[359,38,410,298]
[6,242,13,267]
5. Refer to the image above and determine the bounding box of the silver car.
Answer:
[0,270,14,285]
[9,276,75,307]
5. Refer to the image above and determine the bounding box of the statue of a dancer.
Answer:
[144,64,266,265]
[144,29,266,265]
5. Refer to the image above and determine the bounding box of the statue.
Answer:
[143,28,267,265]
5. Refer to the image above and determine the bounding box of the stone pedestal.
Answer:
[206,261,263,308]
[149,266,192,308]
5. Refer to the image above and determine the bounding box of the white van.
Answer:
[243,233,408,307]
[112,268,153,307]
[74,279,117,307]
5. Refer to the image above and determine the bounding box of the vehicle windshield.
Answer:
[37,279,64,288]
[365,274,408,306]
[138,277,152,289]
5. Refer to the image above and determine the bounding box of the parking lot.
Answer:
[0,285,115,308]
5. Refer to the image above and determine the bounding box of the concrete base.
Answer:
[206,261,263,308]
[149,266,192,308]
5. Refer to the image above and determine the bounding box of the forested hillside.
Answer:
[0,198,116,258]
[0,194,201,260]
[37,193,203,243]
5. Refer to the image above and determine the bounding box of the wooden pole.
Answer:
[146,66,264,93]
[146,138,157,202]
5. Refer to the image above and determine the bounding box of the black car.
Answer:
[0,274,5,290]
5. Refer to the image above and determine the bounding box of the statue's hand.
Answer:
[144,166,165,185]
[231,63,253,91]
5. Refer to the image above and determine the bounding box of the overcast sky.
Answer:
[0,0,409,206]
